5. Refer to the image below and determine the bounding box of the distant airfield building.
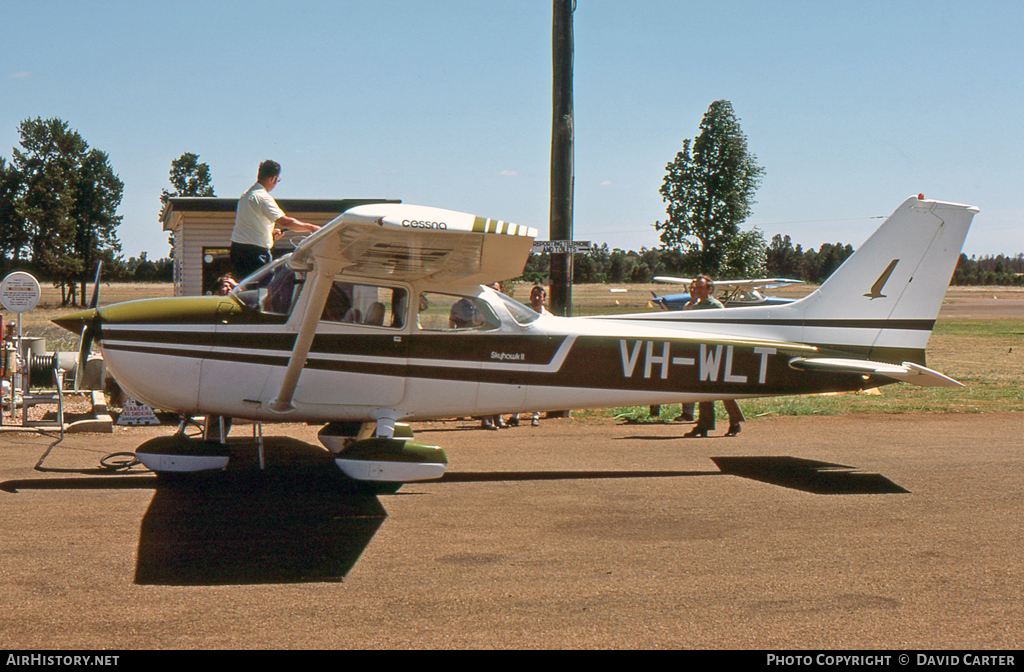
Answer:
[160,197,397,296]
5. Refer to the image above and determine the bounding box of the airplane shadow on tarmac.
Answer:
[0,441,389,587]
[134,464,724,586]
[619,435,909,495]
[710,456,910,495]
[132,436,390,586]
[134,468,387,586]
[0,444,906,587]
[131,455,905,586]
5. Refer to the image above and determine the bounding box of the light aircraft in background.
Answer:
[649,276,804,310]
[54,196,976,491]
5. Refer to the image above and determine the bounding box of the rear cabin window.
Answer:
[320,281,407,329]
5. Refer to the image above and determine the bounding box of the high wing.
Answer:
[270,203,538,418]
[288,203,537,286]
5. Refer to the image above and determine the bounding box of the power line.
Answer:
[580,215,886,236]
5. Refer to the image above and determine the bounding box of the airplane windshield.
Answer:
[494,292,541,326]
[231,258,305,316]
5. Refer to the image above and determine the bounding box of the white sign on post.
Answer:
[531,240,593,254]
[0,272,41,313]
[116,398,160,426]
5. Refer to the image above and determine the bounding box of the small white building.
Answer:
[160,197,398,296]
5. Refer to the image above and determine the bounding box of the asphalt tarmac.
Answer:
[0,412,1021,650]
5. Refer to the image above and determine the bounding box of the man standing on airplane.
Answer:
[230,160,321,279]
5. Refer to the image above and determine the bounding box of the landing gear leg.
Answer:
[254,420,264,470]
[175,415,204,437]
[202,415,232,443]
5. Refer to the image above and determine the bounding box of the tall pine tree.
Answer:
[655,100,765,276]
[12,117,122,305]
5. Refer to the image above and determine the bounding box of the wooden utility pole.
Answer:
[549,0,574,316]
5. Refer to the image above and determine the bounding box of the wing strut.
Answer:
[269,259,341,413]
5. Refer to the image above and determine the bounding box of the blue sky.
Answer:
[2,0,1022,260]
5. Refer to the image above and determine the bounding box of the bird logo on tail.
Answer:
[864,259,900,299]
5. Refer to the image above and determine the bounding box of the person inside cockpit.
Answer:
[448,297,484,329]
[321,282,353,322]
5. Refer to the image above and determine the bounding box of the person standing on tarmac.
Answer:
[682,275,745,438]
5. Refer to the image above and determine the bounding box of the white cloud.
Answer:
[498,169,519,177]
[10,71,32,79]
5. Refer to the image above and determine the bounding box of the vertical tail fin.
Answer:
[798,196,977,363]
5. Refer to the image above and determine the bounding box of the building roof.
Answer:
[160,197,401,231]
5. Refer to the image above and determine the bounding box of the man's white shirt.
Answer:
[231,183,284,249]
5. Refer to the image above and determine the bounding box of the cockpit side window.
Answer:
[417,292,500,332]
[320,281,407,329]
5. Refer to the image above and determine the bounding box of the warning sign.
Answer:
[117,398,160,426]
[0,272,41,313]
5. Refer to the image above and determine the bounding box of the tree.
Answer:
[766,234,803,279]
[723,228,767,278]
[14,118,86,304]
[655,100,766,276]
[72,147,124,302]
[12,117,123,305]
[161,152,215,205]
[0,157,27,275]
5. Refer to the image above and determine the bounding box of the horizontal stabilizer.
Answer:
[788,358,963,388]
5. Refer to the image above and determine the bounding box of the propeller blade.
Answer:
[88,261,102,309]
[72,306,99,391]
[74,323,94,391]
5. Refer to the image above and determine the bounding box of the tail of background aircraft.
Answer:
[794,196,977,364]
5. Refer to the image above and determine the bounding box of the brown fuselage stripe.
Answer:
[102,332,895,396]
[602,317,936,331]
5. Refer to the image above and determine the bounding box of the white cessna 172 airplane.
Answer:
[54,195,976,489]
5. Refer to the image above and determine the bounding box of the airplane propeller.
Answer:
[74,262,102,390]
[648,291,669,310]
